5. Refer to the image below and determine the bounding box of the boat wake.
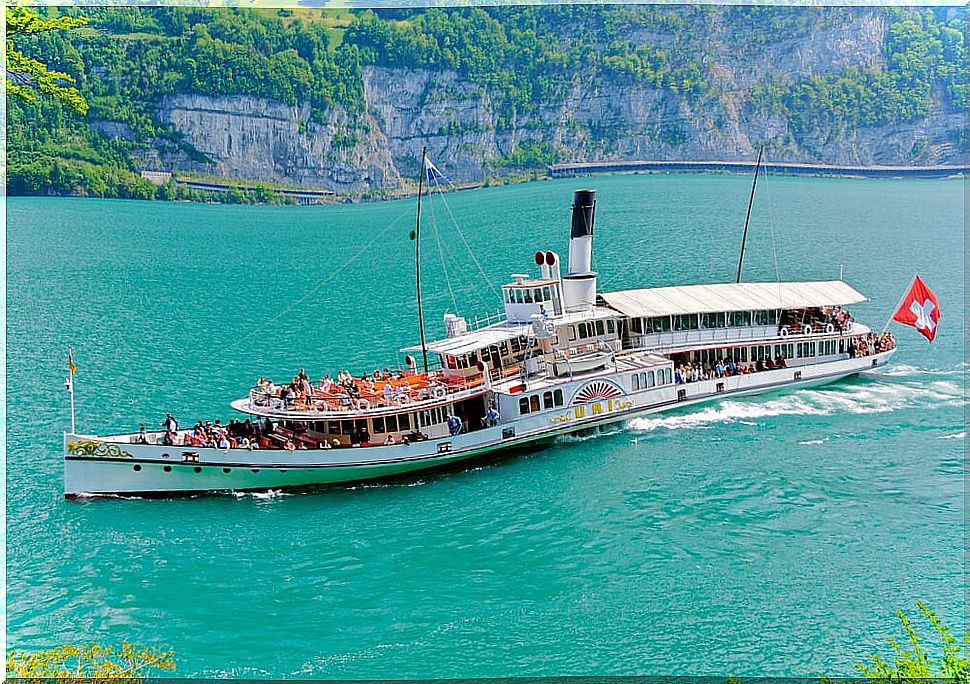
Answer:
[233,488,286,500]
[627,375,963,435]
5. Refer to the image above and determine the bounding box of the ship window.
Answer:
[631,318,643,334]
[519,397,530,415]
[535,289,543,302]
[754,309,777,326]
[543,392,554,409]
[568,326,576,341]
[674,314,699,331]
[665,368,672,384]
[514,289,523,304]
[554,389,564,406]
[607,319,615,334]
[372,417,385,434]
[530,395,540,412]
[543,286,551,301]
[385,414,398,432]
[647,371,655,387]
[810,343,816,357]
[524,289,533,304]
[595,320,605,336]
[632,374,640,391]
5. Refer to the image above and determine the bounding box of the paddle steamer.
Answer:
[63,187,896,497]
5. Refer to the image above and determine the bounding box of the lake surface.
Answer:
[6,173,965,677]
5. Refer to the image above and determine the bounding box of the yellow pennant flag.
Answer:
[68,349,77,375]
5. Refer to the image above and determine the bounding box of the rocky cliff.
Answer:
[140,8,963,194]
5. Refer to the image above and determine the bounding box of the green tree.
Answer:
[6,6,89,114]
[7,641,176,678]
[857,602,969,682]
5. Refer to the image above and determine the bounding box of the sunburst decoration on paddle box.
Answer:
[572,380,624,405]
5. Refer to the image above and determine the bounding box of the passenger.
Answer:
[217,434,231,451]
[384,434,397,445]
[135,425,150,444]
[162,412,178,434]
[161,431,175,446]
[320,439,331,449]
[485,406,500,427]
[447,414,463,436]
[284,439,296,451]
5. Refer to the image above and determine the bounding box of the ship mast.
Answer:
[414,146,429,374]
[736,144,764,283]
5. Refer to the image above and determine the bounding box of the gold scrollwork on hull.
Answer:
[67,440,134,459]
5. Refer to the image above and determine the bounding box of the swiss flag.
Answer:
[892,275,940,342]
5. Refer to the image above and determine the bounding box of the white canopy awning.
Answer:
[402,324,530,357]
[600,280,867,318]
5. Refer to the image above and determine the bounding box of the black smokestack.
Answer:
[570,189,596,239]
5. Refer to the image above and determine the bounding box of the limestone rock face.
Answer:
[145,9,964,193]
[156,94,402,193]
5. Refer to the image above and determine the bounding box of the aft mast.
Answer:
[736,144,764,283]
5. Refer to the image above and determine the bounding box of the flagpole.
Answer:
[68,346,77,434]
[881,273,918,335]
[415,147,429,374]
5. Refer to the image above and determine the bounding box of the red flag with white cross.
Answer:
[892,275,940,342]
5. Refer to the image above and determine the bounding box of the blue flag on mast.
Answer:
[424,157,453,185]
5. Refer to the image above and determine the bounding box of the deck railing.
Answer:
[244,371,489,418]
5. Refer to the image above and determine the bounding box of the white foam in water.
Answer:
[798,439,826,445]
[938,431,965,440]
[233,489,286,500]
[628,375,962,435]
[884,362,970,378]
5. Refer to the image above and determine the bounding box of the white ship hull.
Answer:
[64,350,893,497]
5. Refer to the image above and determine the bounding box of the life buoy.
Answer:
[779,326,790,337]
[825,323,835,333]
[543,320,556,336]
[433,386,447,399]
[358,398,371,410]
[802,324,812,335]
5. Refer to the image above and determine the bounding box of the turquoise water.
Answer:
[6,173,965,677]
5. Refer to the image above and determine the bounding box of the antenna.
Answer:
[736,144,764,284]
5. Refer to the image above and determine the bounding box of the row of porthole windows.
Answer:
[519,389,565,415]
[631,367,673,391]
[143,465,292,474]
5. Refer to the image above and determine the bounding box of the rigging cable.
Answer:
[426,185,460,313]
[429,178,502,301]
[216,203,415,356]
